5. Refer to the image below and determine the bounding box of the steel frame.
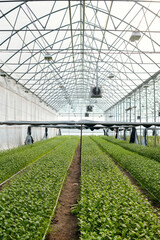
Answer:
[0,1,160,114]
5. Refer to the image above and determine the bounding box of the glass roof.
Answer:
[0,0,160,114]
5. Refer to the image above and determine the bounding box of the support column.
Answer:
[139,89,142,144]
[153,79,157,147]
[123,100,125,122]
[145,85,148,146]
[134,92,136,122]
[129,97,131,122]
[80,125,83,163]
[125,98,127,121]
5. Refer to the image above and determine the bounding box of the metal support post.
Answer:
[125,98,127,121]
[117,104,119,121]
[134,92,136,122]
[80,125,83,163]
[153,79,156,147]
[145,86,148,146]
[139,89,142,144]
[129,97,131,122]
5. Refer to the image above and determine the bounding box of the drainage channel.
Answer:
[45,143,81,240]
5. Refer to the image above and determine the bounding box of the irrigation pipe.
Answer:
[0,140,66,189]
[42,140,79,240]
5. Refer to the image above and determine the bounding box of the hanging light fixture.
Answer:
[24,88,29,93]
[108,73,114,79]
[44,54,52,61]
[129,31,141,42]
[0,72,7,77]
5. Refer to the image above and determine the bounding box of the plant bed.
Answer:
[76,136,160,240]
[0,136,68,184]
[91,136,160,202]
[101,136,160,163]
[0,136,79,240]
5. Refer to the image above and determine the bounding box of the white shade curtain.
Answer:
[0,76,57,150]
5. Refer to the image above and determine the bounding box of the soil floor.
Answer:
[46,144,81,240]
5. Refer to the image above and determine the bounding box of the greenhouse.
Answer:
[0,1,160,239]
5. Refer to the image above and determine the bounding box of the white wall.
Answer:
[0,76,58,150]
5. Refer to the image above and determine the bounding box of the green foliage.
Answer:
[0,136,69,183]
[101,136,160,163]
[147,136,160,148]
[77,136,160,240]
[119,135,160,149]
[91,136,160,200]
[0,136,79,239]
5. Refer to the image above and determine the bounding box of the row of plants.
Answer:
[120,136,160,147]
[101,136,160,163]
[114,135,160,148]
[75,136,160,239]
[141,136,160,148]
[0,136,79,239]
[0,136,69,184]
[0,137,54,157]
[0,135,67,158]
[91,136,160,201]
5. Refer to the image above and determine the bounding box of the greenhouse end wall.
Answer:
[0,76,58,150]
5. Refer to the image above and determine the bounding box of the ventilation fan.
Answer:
[90,86,102,98]
[85,113,89,117]
[86,105,93,112]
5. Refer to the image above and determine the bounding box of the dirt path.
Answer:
[46,144,81,240]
